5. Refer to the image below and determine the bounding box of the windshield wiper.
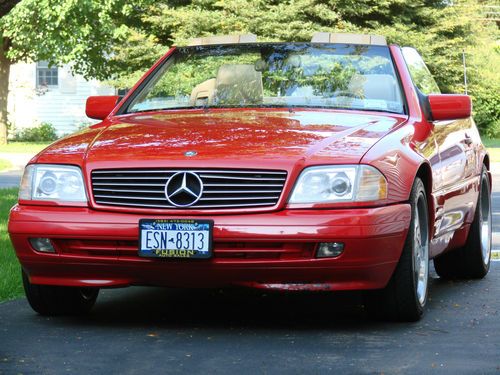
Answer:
[128,106,205,114]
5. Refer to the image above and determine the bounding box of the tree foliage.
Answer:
[1,0,149,79]
[0,0,150,143]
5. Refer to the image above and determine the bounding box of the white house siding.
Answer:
[8,62,115,136]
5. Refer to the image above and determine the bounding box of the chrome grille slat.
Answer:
[93,182,166,187]
[93,188,283,194]
[95,194,169,201]
[95,194,280,201]
[92,169,286,175]
[92,176,171,180]
[204,190,282,194]
[93,188,165,194]
[94,200,275,209]
[199,196,279,201]
[91,171,172,175]
[203,183,284,187]
[91,169,287,210]
[199,174,285,181]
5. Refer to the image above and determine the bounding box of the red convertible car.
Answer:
[8,33,491,321]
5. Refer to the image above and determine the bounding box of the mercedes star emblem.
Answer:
[164,172,203,207]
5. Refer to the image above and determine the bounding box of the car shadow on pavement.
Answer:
[33,267,493,331]
[74,286,371,330]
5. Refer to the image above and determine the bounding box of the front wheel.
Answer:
[22,271,99,316]
[366,177,429,321]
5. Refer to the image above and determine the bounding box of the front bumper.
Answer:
[9,204,411,291]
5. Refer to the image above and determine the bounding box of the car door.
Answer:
[402,47,475,241]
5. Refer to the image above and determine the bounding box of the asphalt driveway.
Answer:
[0,170,21,188]
[0,165,499,374]
[0,265,499,374]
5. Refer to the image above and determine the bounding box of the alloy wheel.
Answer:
[480,180,492,266]
[414,194,429,306]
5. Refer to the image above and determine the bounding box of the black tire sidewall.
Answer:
[22,270,99,315]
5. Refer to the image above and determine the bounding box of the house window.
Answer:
[36,61,58,87]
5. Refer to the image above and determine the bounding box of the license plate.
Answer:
[138,219,213,259]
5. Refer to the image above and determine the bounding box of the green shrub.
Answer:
[14,123,58,142]
[75,121,93,131]
[471,87,500,138]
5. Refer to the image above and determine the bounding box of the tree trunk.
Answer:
[0,35,11,145]
[0,1,22,17]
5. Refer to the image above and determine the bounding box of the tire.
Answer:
[22,270,99,316]
[366,177,429,321]
[433,166,491,279]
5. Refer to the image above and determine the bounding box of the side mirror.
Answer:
[428,94,471,121]
[85,96,120,120]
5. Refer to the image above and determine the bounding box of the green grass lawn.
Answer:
[0,158,13,172]
[0,188,23,302]
[482,138,500,148]
[483,138,500,163]
[0,141,52,154]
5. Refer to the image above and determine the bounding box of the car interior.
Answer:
[189,63,402,111]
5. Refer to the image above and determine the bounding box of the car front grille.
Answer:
[91,169,287,209]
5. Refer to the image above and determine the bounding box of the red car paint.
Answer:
[427,94,472,121]
[85,95,120,120]
[8,43,488,292]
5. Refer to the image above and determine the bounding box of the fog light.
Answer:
[29,238,55,253]
[316,242,344,258]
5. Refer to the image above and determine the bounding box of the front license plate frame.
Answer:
[138,219,213,259]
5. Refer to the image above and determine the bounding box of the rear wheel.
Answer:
[366,177,429,321]
[433,166,491,279]
[22,271,99,316]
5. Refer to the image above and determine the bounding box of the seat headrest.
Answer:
[213,64,263,105]
[348,74,401,103]
[189,78,216,106]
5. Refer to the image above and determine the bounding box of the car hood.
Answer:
[37,109,406,170]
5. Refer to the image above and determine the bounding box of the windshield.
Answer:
[126,43,404,114]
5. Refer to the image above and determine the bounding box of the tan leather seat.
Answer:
[212,64,263,105]
[348,74,401,103]
[189,78,216,106]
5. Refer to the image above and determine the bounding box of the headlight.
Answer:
[19,164,87,203]
[289,165,387,204]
